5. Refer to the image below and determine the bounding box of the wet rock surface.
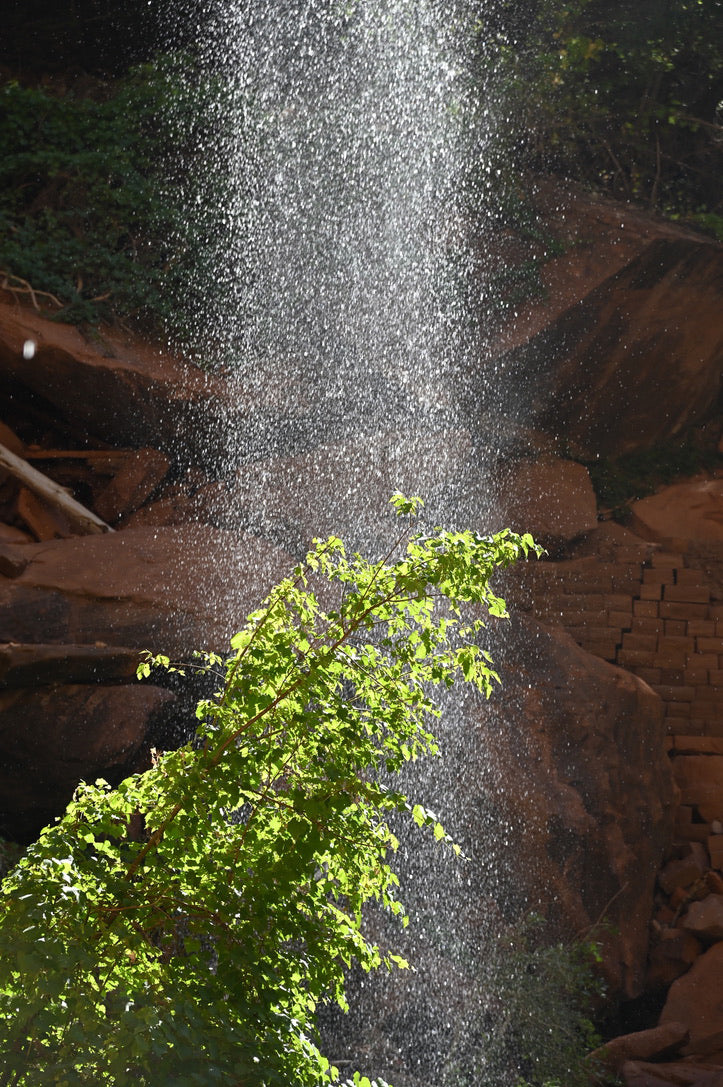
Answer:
[489,236,723,458]
[0,683,177,839]
[0,526,292,655]
[479,619,676,1001]
[0,298,227,463]
[490,455,598,547]
[591,1021,689,1075]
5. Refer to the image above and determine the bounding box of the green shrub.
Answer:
[0,497,539,1085]
[438,913,606,1087]
[496,920,605,1087]
[0,55,230,345]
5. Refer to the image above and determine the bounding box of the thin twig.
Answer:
[0,271,63,311]
[649,134,661,209]
[576,882,629,941]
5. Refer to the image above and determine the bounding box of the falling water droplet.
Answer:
[163,1,540,1083]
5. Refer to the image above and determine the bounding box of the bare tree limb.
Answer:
[0,442,113,535]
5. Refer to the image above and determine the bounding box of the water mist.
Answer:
[167,2,533,1083]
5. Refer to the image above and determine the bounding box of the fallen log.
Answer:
[0,442,113,535]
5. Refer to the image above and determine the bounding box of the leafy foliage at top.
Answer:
[2,3,720,346]
[0,499,539,1086]
[485,0,723,226]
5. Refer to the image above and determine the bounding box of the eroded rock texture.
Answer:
[0,683,176,839]
[475,619,676,1000]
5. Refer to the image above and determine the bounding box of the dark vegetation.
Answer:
[0,1,720,339]
[2,0,171,78]
[1,65,183,330]
[0,55,233,343]
[586,432,723,522]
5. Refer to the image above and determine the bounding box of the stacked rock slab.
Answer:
[506,542,723,734]
[505,477,723,1086]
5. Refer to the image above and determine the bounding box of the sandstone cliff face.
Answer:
[495,237,723,458]
[476,182,723,460]
[475,619,676,1000]
[0,186,720,1043]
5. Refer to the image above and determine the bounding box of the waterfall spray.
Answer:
[166,3,535,1083]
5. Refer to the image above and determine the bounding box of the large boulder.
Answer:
[591,1021,689,1076]
[0,643,140,686]
[0,300,227,464]
[659,942,723,1053]
[228,440,597,556]
[621,1058,723,1085]
[228,428,480,552]
[0,526,294,655]
[470,618,677,999]
[490,456,598,547]
[0,683,176,840]
[0,526,295,837]
[631,480,723,551]
[486,237,723,457]
[491,179,692,355]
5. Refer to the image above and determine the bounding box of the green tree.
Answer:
[486,0,723,224]
[0,497,539,1086]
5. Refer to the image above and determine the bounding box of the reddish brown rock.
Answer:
[493,237,723,457]
[124,480,230,529]
[226,435,594,555]
[622,1059,723,1086]
[493,180,712,355]
[631,481,723,551]
[230,428,477,548]
[647,929,703,992]
[592,1021,689,1074]
[706,872,723,895]
[0,524,32,545]
[0,526,294,655]
[93,448,171,523]
[0,527,295,839]
[681,896,723,942]
[565,519,656,562]
[468,618,676,1000]
[491,456,598,546]
[16,486,74,540]
[0,683,176,840]
[0,300,229,463]
[0,643,140,687]
[672,757,723,823]
[0,546,28,578]
[654,905,677,927]
[659,856,707,895]
[660,942,723,1051]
